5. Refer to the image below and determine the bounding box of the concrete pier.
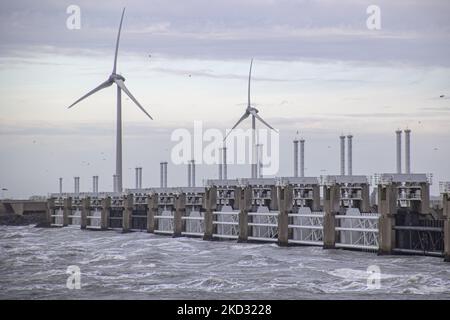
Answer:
[173,193,186,237]
[378,184,397,255]
[147,194,158,233]
[45,198,54,227]
[122,194,133,232]
[101,197,111,230]
[80,197,89,229]
[203,186,217,241]
[444,192,450,262]
[323,185,340,249]
[238,186,252,243]
[63,197,72,227]
[277,185,293,247]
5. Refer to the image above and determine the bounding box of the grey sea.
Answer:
[1,225,449,300]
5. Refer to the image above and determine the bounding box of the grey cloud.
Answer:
[0,0,449,66]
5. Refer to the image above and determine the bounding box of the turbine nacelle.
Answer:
[110,73,125,82]
[247,106,258,114]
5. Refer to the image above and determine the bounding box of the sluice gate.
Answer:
[45,175,450,262]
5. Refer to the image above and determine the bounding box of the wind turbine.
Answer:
[67,8,153,193]
[224,59,277,178]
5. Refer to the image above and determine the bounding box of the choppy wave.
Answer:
[0,225,449,300]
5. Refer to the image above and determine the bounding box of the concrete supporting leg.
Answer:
[361,184,370,213]
[174,193,186,237]
[203,186,217,241]
[443,193,450,262]
[323,212,336,249]
[63,197,72,227]
[147,194,158,233]
[444,218,450,262]
[277,185,293,247]
[378,214,395,255]
[80,197,90,230]
[238,186,252,243]
[101,197,111,230]
[270,186,279,211]
[420,182,430,215]
[377,184,397,255]
[323,185,340,249]
[122,194,133,233]
[312,185,321,212]
[45,198,55,227]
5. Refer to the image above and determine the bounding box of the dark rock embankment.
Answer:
[0,213,47,227]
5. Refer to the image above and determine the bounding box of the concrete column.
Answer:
[218,148,223,180]
[188,162,192,187]
[444,193,450,218]
[203,186,217,241]
[269,185,279,211]
[300,139,305,178]
[160,163,164,188]
[100,197,111,230]
[173,193,186,237]
[323,185,340,249]
[443,193,450,262]
[238,186,252,243]
[147,193,158,233]
[277,185,293,247]
[340,135,345,176]
[135,167,139,189]
[347,135,353,176]
[122,194,133,233]
[293,139,299,177]
[377,184,397,255]
[63,197,72,227]
[420,182,430,214]
[191,160,196,187]
[163,162,168,188]
[361,184,370,213]
[396,130,402,174]
[80,197,90,230]
[312,185,321,212]
[223,147,227,180]
[404,129,411,174]
[45,198,55,227]
[59,178,63,195]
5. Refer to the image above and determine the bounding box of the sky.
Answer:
[0,0,449,198]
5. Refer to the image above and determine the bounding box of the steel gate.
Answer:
[335,212,379,251]
[289,208,324,246]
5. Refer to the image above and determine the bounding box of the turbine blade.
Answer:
[224,111,249,141]
[250,110,277,133]
[248,58,253,107]
[113,8,126,74]
[114,79,153,120]
[67,79,113,109]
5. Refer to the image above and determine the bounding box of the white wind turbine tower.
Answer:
[67,8,153,193]
[224,59,277,178]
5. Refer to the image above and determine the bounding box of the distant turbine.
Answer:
[67,8,153,193]
[224,59,277,178]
